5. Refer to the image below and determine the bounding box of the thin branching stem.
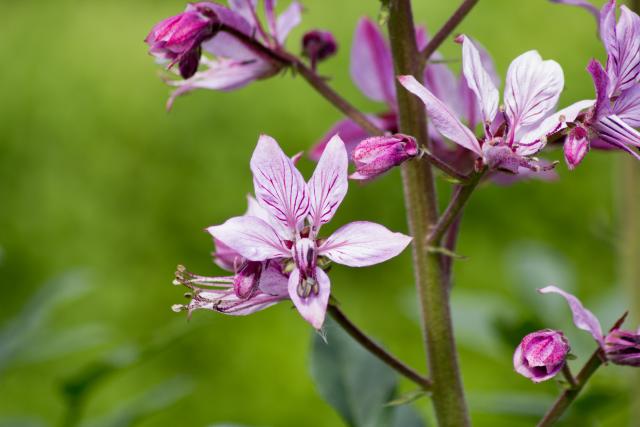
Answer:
[536,349,604,427]
[219,25,384,136]
[420,0,479,63]
[328,304,432,389]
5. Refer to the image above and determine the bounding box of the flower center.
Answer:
[292,238,319,298]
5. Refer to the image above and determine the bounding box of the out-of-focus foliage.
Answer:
[0,0,637,426]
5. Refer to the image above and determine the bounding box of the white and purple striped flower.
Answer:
[204,135,411,329]
[551,0,640,167]
[399,35,593,175]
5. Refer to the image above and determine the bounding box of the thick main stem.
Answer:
[387,1,470,426]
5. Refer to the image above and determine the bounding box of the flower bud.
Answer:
[145,6,219,78]
[604,328,640,367]
[514,330,570,383]
[350,134,419,180]
[563,125,589,170]
[302,30,338,68]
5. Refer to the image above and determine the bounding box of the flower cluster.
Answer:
[514,285,640,383]
[173,135,411,329]
[146,1,304,109]
[556,0,640,168]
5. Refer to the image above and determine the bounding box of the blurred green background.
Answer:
[1,0,639,426]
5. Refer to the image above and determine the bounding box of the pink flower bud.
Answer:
[604,328,640,367]
[514,330,570,383]
[302,30,338,68]
[564,125,589,170]
[350,134,419,180]
[145,5,219,78]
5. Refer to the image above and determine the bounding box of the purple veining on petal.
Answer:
[308,135,349,230]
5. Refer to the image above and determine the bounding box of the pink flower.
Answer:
[514,330,570,383]
[350,134,419,180]
[206,135,412,329]
[539,286,640,367]
[173,196,290,317]
[147,1,303,109]
[399,35,593,174]
[550,0,640,163]
[145,4,220,78]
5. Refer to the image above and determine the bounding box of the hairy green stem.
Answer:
[328,304,432,389]
[536,349,604,427]
[387,1,470,426]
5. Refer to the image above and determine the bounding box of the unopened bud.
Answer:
[350,134,419,181]
[563,125,589,170]
[514,329,570,383]
[302,30,338,69]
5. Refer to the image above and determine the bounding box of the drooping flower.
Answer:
[145,4,221,79]
[350,134,419,180]
[399,35,594,174]
[514,329,570,382]
[146,1,303,109]
[549,0,640,165]
[173,196,290,317]
[539,285,640,367]
[302,30,338,70]
[206,135,412,329]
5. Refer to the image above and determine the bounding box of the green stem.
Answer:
[387,1,471,426]
[427,171,483,245]
[328,304,432,389]
[536,349,604,427]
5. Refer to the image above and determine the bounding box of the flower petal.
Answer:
[288,267,330,329]
[276,1,303,44]
[606,5,640,96]
[251,135,310,232]
[459,35,499,124]
[516,99,594,155]
[207,215,289,261]
[613,85,640,127]
[538,286,604,346]
[587,59,611,120]
[504,51,564,131]
[351,18,396,106]
[319,221,412,267]
[600,0,617,53]
[398,75,481,155]
[308,135,348,230]
[595,114,640,159]
[166,58,273,110]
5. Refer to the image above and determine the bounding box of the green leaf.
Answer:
[310,318,426,427]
